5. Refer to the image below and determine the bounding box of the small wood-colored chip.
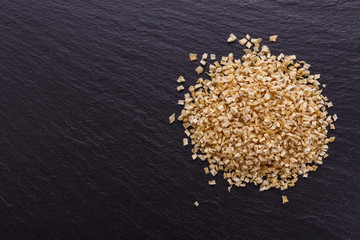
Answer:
[204,167,209,174]
[246,34,251,39]
[194,201,199,207]
[246,41,252,49]
[333,114,338,121]
[202,53,208,59]
[210,54,216,60]
[183,138,188,146]
[269,35,278,42]
[177,85,184,91]
[329,136,335,142]
[169,113,175,124]
[330,124,335,129]
[227,33,237,43]
[178,100,185,105]
[210,169,218,176]
[192,154,197,160]
[208,180,216,185]
[239,38,247,45]
[184,129,191,136]
[177,76,185,83]
[282,196,289,204]
[200,59,206,66]
[195,66,203,75]
[189,53,197,61]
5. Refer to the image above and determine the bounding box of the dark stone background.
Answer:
[0,0,359,239]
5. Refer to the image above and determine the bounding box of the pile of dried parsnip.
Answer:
[170,34,336,198]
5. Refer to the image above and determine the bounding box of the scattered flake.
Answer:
[330,124,335,129]
[333,114,338,121]
[177,85,184,91]
[239,38,247,45]
[208,180,216,185]
[189,53,197,61]
[210,54,216,60]
[194,201,199,207]
[184,129,191,136]
[192,154,197,160]
[178,100,185,105]
[202,53,208,59]
[200,59,206,66]
[246,41,252,49]
[228,186,232,192]
[227,33,237,43]
[204,167,209,174]
[329,136,335,142]
[195,66,204,75]
[177,76,185,83]
[269,35,278,42]
[246,34,251,39]
[183,138,188,146]
[169,113,175,124]
[210,169,218,176]
[282,196,289,204]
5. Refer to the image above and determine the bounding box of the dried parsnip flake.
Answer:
[178,100,185,105]
[189,53,197,61]
[177,76,185,83]
[200,59,206,66]
[194,201,199,206]
[177,85,184,91]
[183,138,188,146]
[282,196,289,204]
[204,167,209,174]
[208,180,216,185]
[227,33,237,43]
[239,38,247,45]
[202,53,208,59]
[210,54,216,60]
[169,113,175,124]
[269,35,278,42]
[195,66,203,75]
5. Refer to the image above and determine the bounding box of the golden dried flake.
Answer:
[169,113,175,124]
[194,201,199,207]
[202,53,208,60]
[183,138,188,146]
[177,85,184,92]
[177,76,185,83]
[189,53,197,61]
[227,33,237,43]
[333,114,338,121]
[239,38,247,45]
[171,33,337,196]
[246,41,252,49]
[208,180,216,185]
[192,154,197,160]
[200,59,206,66]
[282,196,289,204]
[178,100,185,105]
[246,34,251,39]
[195,66,203,75]
[269,35,278,42]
